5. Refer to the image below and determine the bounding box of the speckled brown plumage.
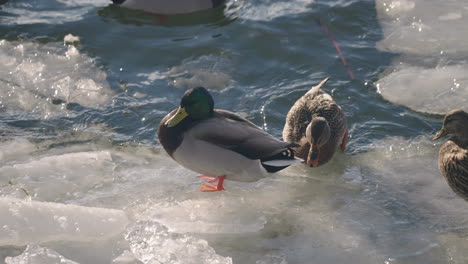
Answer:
[434,109,468,201]
[282,77,347,166]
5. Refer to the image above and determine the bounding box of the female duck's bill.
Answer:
[111,0,226,15]
[157,87,300,192]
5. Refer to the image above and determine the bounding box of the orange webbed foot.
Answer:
[198,175,225,192]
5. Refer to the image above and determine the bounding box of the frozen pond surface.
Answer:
[0,0,467,263]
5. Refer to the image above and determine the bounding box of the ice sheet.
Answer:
[126,221,232,264]
[5,245,79,264]
[1,133,467,263]
[375,0,468,115]
[0,38,113,119]
[376,64,468,114]
[0,197,128,247]
[376,0,468,56]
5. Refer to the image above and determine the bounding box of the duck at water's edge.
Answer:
[283,77,348,167]
[158,87,300,192]
[433,109,468,201]
[111,0,225,15]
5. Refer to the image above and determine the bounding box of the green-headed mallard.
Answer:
[158,87,299,192]
[282,77,348,167]
[433,109,468,201]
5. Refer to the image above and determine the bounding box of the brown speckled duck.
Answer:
[282,77,348,167]
[158,87,300,192]
[433,109,468,201]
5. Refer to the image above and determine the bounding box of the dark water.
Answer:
[1,1,467,264]
[0,0,439,145]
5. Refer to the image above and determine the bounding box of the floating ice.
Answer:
[5,245,79,264]
[64,34,80,45]
[376,64,468,114]
[0,139,37,165]
[138,55,235,91]
[236,0,314,21]
[375,0,468,115]
[5,245,78,264]
[1,132,467,263]
[126,221,232,264]
[0,197,128,247]
[0,150,115,201]
[112,250,143,264]
[376,0,468,55]
[0,38,113,119]
[134,197,269,234]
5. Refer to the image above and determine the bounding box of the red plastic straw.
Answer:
[316,19,355,80]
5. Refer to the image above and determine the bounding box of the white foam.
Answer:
[0,39,113,119]
[126,221,232,264]
[5,245,79,264]
[376,64,468,114]
[0,197,128,247]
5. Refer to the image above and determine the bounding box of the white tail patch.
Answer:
[262,158,303,167]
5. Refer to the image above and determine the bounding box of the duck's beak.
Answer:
[433,127,447,140]
[165,107,188,127]
[307,145,320,167]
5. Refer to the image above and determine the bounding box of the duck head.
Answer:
[165,87,214,127]
[433,109,468,141]
[306,117,331,167]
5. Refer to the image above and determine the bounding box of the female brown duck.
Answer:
[283,78,348,167]
[433,109,468,201]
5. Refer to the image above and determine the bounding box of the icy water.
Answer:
[1,0,468,263]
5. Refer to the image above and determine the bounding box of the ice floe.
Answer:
[5,245,78,264]
[375,0,468,115]
[126,221,232,264]
[0,37,113,119]
[0,197,128,247]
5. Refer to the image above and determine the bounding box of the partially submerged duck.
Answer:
[111,0,225,15]
[283,77,348,167]
[433,109,468,201]
[158,87,299,192]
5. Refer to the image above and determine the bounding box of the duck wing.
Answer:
[190,109,297,160]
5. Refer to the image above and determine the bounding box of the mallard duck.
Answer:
[282,77,348,167]
[112,0,225,15]
[158,87,300,192]
[433,109,468,201]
